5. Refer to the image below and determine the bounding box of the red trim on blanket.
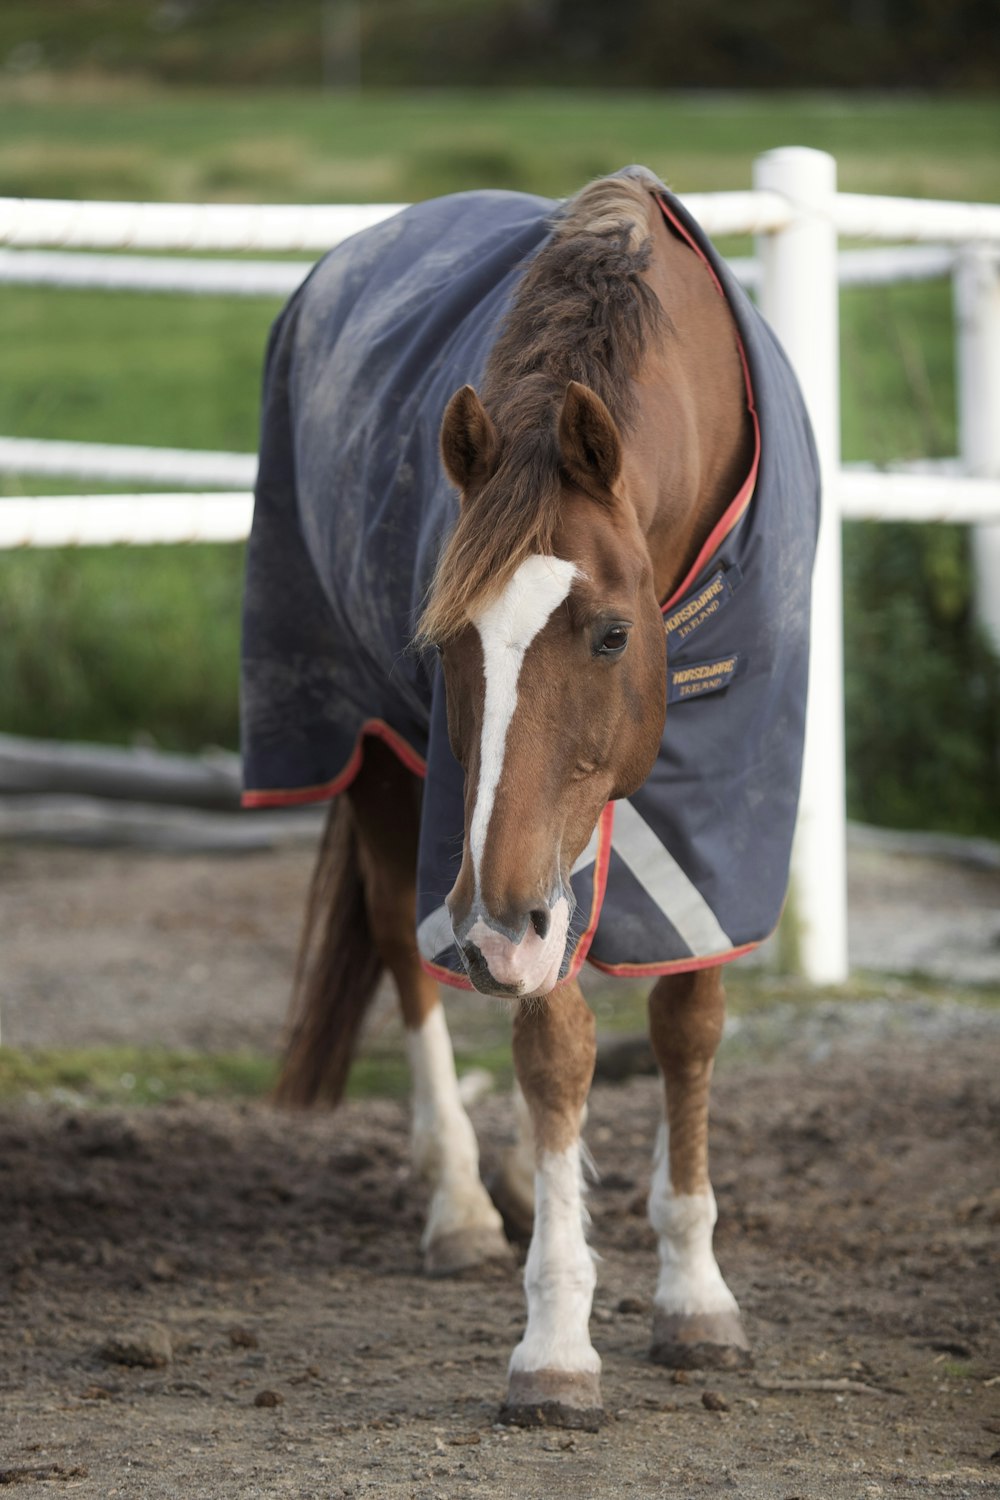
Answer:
[587,939,760,980]
[421,957,475,992]
[241,718,426,808]
[565,801,615,980]
[654,194,762,615]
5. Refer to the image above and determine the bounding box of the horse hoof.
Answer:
[650,1309,753,1370]
[499,1369,603,1431]
[423,1224,513,1278]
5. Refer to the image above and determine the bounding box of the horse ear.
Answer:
[440,385,499,495]
[558,380,622,494]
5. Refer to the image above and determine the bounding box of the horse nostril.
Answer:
[530,907,550,941]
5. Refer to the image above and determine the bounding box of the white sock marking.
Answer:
[509,1143,600,1376]
[647,1121,739,1317]
[470,554,577,891]
[406,1006,504,1250]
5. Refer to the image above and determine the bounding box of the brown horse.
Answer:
[246,167,816,1430]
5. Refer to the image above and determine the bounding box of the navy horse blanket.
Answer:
[241,171,820,986]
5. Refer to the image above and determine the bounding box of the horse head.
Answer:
[429,379,666,997]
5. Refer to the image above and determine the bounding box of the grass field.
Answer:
[3,86,999,204]
[4,969,995,1108]
[1,85,998,824]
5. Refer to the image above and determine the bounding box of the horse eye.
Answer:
[595,624,629,657]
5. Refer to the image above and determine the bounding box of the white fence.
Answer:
[2,147,1000,985]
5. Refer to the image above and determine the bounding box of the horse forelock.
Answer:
[418,176,666,646]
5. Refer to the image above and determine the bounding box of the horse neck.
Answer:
[624,206,754,604]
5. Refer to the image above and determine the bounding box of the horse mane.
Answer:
[419,174,666,644]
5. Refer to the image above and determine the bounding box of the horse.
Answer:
[241,166,819,1430]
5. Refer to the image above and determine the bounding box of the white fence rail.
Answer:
[0,190,792,250]
[2,151,999,986]
[840,469,1000,523]
[0,243,964,297]
[0,198,408,252]
[0,493,253,548]
[0,249,312,298]
[0,436,255,488]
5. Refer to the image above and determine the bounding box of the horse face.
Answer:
[439,491,666,999]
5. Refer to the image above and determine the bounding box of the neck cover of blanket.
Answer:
[241,170,820,986]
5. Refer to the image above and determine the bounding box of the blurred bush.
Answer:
[1,0,997,92]
[0,545,245,752]
[844,522,1000,837]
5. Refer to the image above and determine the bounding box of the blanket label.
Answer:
[668,654,740,704]
[663,565,742,646]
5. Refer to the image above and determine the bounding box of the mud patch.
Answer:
[2,1035,998,1498]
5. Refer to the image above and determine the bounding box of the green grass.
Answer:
[0,542,246,747]
[2,971,995,1108]
[2,86,999,205]
[0,285,273,454]
[0,1042,510,1108]
[0,1045,277,1107]
[841,280,957,465]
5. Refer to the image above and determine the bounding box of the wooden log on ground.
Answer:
[0,732,242,810]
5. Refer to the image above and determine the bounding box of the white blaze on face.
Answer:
[469,553,578,889]
[464,553,577,993]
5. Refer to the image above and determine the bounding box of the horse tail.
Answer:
[273,797,383,1109]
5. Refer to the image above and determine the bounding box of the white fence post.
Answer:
[753,147,849,985]
[955,248,1000,653]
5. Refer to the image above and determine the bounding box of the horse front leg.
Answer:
[500,979,602,1431]
[350,742,509,1277]
[647,968,751,1368]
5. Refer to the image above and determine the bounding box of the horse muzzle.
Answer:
[451,893,573,998]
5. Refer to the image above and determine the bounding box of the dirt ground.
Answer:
[2,839,1000,1498]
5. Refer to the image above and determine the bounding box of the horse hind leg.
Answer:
[500,979,603,1431]
[647,968,751,1369]
[402,979,511,1275]
[486,1079,537,1243]
[348,740,510,1276]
